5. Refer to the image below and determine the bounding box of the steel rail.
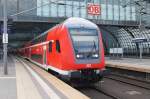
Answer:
[104,74,150,90]
[90,87,120,99]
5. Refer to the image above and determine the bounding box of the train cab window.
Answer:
[56,40,61,53]
[49,42,52,52]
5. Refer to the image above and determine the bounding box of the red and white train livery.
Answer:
[19,17,105,83]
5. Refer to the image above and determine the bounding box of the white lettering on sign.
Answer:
[3,33,8,44]
[87,3,101,15]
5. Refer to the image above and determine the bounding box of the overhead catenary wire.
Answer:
[10,0,85,17]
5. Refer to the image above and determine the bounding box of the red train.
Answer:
[19,17,105,83]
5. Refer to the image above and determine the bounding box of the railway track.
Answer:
[79,74,150,99]
[17,57,117,99]
[18,57,120,99]
[90,87,120,99]
[77,86,120,99]
[104,73,150,90]
[110,73,150,83]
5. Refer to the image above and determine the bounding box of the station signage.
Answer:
[0,18,13,34]
[132,38,147,43]
[87,3,101,15]
[3,33,8,44]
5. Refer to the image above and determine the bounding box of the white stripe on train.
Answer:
[27,58,74,75]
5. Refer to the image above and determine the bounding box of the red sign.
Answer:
[87,3,101,15]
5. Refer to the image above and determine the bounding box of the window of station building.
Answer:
[131,6,136,21]
[101,4,107,20]
[73,2,80,17]
[51,3,57,17]
[80,2,86,18]
[43,0,49,17]
[36,0,140,22]
[125,6,131,20]
[119,0,126,21]
[107,0,113,20]
[101,0,106,4]
[114,5,119,20]
[56,40,61,53]
[113,0,119,20]
[66,0,84,1]
[58,1,65,17]
[37,0,42,16]
[120,6,125,20]
[66,1,72,17]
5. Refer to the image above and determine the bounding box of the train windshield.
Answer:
[69,28,99,59]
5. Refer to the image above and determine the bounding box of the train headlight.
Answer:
[76,54,83,58]
[92,54,99,58]
[96,70,100,74]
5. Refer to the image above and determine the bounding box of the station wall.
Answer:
[0,0,149,24]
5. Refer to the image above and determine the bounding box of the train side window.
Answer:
[49,42,52,52]
[56,40,61,53]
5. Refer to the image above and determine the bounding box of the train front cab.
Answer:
[59,23,106,83]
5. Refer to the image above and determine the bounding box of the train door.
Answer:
[43,45,47,68]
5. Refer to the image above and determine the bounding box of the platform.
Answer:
[0,56,89,99]
[0,55,16,99]
[105,57,150,73]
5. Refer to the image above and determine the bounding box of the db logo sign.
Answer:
[87,3,101,15]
